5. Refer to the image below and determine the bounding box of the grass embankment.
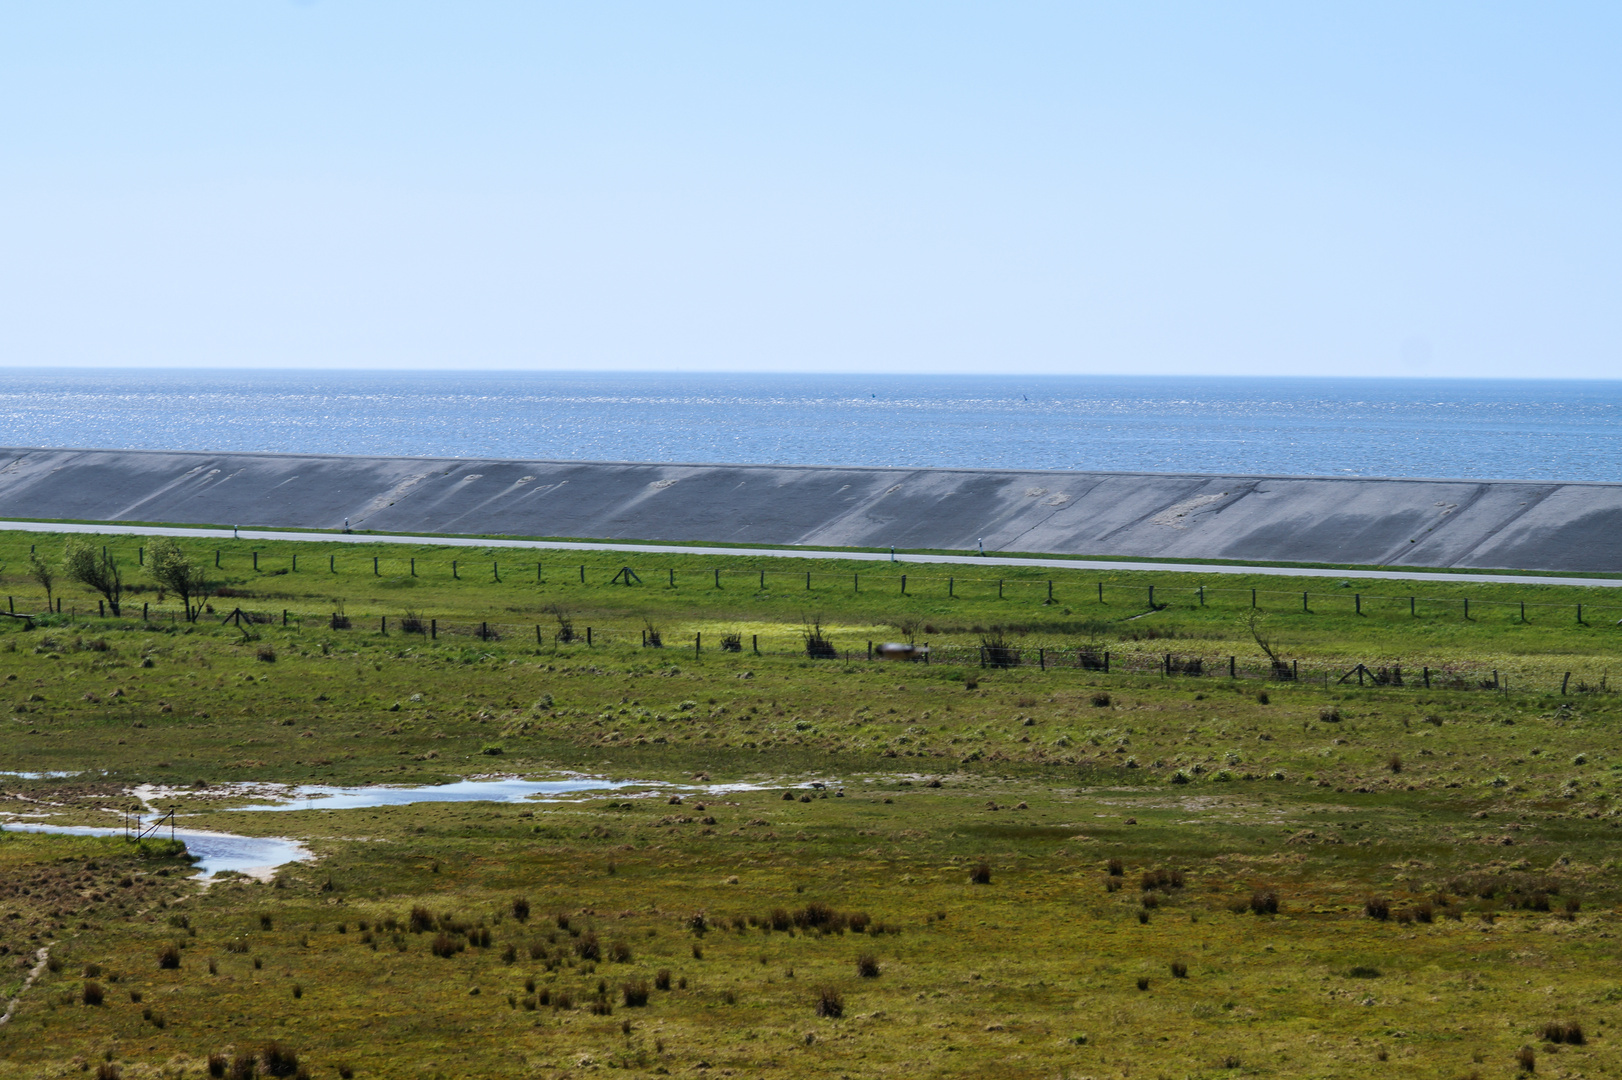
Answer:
[0,529,1619,1078]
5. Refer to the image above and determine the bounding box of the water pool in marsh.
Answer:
[229,777,636,812]
[0,822,309,879]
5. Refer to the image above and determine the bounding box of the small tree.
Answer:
[63,540,124,616]
[27,552,54,612]
[147,538,208,622]
[1246,611,1293,680]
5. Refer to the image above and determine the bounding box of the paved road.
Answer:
[3,519,1619,590]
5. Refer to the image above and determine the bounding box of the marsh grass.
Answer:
[5,531,1622,1079]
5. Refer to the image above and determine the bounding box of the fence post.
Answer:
[292,554,297,572]
[1229,655,1236,678]
[1520,601,1525,622]
[1251,588,1256,608]
[452,560,458,579]
[760,570,766,589]
[1464,598,1469,620]
[138,547,143,565]
[1199,585,1204,606]
[99,600,104,617]
[867,641,872,661]
[142,602,147,620]
[1292,660,1298,680]
[979,646,986,668]
[283,609,287,627]
[381,616,387,635]
[253,552,258,571]
[670,568,676,587]
[330,554,335,573]
[901,574,907,595]
[431,619,437,639]
[1410,596,1415,616]
[1577,603,1584,624]
[481,621,488,639]
[854,573,859,593]
[374,556,379,576]
[215,550,220,567]
[1422,665,1429,688]
[1039,648,1045,670]
[1148,585,1155,608]
[587,627,593,646]
[1164,653,1171,677]
[1354,593,1360,615]
[1104,651,1110,673]
[998,579,1003,599]
[1098,581,1103,603]
[695,632,700,656]
[714,568,721,588]
[805,572,810,590]
[1562,671,1571,694]
[1047,580,1053,603]
[752,634,758,654]
[493,561,499,582]
[579,565,585,583]
[1302,591,1308,612]
[537,624,543,645]
[949,577,954,597]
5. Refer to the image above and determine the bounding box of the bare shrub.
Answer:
[856,954,880,978]
[969,862,992,885]
[814,986,844,1018]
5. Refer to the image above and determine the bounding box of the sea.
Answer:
[0,369,1617,483]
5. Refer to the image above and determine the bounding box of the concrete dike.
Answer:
[0,447,1617,572]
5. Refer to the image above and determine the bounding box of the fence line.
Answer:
[18,598,1610,696]
[17,553,1622,631]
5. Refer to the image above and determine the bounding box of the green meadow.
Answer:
[0,528,1620,1079]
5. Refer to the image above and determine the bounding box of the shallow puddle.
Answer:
[0,822,310,879]
[229,776,636,812]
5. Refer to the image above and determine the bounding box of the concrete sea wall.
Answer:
[4,447,1619,572]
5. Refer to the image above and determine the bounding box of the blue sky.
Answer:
[3,2,1618,377]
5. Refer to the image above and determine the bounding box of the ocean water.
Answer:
[0,370,1617,482]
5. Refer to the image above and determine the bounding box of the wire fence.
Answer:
[17,599,1607,697]
[18,541,1622,626]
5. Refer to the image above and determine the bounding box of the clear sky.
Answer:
[3,2,1619,377]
